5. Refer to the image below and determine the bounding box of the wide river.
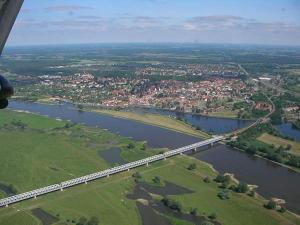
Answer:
[8,101,300,214]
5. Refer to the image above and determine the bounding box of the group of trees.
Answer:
[76,216,99,225]
[161,197,182,212]
[228,123,300,168]
[292,119,300,130]
[214,173,251,201]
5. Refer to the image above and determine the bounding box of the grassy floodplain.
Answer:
[0,110,299,225]
[92,109,210,139]
[0,110,155,193]
[257,133,300,156]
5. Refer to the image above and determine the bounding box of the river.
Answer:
[7,101,300,214]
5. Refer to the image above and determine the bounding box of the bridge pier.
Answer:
[193,148,197,152]
[210,142,214,147]
[146,162,149,166]
[5,204,8,208]
[60,188,63,191]
[180,152,183,155]
[127,168,130,171]
[34,196,37,199]
[107,174,110,177]
[164,157,166,161]
[85,181,88,184]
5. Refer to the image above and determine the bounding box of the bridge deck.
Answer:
[0,136,223,207]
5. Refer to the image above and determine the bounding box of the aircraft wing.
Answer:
[0,0,24,55]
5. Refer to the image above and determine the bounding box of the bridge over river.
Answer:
[0,136,223,208]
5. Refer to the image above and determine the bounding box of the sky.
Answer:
[6,0,300,46]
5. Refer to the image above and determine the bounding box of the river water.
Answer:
[127,107,252,134]
[7,101,300,214]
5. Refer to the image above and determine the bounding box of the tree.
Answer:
[235,183,249,193]
[265,200,277,210]
[187,163,197,170]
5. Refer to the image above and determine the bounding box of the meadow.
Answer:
[0,110,299,225]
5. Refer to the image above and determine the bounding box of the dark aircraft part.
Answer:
[0,0,24,109]
[0,74,13,109]
[0,0,24,54]
[0,98,8,109]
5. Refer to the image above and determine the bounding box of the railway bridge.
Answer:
[0,136,224,208]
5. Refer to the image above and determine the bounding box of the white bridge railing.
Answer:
[0,136,223,207]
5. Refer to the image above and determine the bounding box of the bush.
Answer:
[190,208,198,216]
[278,206,286,213]
[187,163,197,170]
[203,176,211,183]
[249,190,256,198]
[208,212,217,220]
[217,190,230,200]
[153,176,161,184]
[127,143,135,149]
[235,183,249,193]
[132,172,143,183]
[132,172,141,179]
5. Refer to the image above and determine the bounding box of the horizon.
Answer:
[5,0,300,47]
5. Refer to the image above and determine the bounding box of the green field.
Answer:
[0,110,299,225]
[0,110,155,193]
[257,133,300,156]
[92,109,210,138]
[0,156,299,225]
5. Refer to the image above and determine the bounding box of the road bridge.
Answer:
[0,136,224,208]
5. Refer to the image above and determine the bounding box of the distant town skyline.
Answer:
[6,0,300,46]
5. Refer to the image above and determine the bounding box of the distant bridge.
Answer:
[0,136,224,208]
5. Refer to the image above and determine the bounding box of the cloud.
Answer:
[11,14,300,45]
[183,15,300,33]
[45,5,94,13]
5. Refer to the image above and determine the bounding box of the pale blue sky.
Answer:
[7,0,300,46]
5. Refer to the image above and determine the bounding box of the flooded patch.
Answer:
[99,147,125,165]
[0,183,17,196]
[137,202,172,225]
[276,123,300,142]
[141,181,194,196]
[31,208,59,225]
[153,201,221,225]
[128,182,220,225]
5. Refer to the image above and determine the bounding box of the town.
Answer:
[15,72,253,113]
